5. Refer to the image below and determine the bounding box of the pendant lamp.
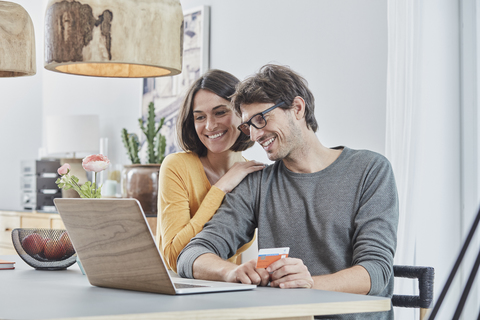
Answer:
[44,0,184,78]
[0,1,36,77]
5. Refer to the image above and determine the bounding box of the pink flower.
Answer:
[82,154,110,172]
[57,163,71,175]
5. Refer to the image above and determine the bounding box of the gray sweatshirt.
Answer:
[178,147,399,320]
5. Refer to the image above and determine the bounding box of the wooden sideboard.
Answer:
[0,210,157,255]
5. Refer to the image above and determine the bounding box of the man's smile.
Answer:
[260,136,276,149]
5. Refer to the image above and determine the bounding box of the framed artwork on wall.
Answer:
[141,5,210,156]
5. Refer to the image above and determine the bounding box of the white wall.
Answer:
[41,62,142,165]
[460,0,480,317]
[0,0,45,211]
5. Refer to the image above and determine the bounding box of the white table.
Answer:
[0,255,391,320]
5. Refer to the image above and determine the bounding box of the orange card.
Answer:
[256,247,289,269]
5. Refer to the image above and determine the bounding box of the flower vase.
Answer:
[60,158,88,198]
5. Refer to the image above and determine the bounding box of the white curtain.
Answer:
[387,0,473,319]
[386,0,419,266]
[386,1,420,319]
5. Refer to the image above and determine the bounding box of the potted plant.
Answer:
[56,154,110,198]
[121,102,167,217]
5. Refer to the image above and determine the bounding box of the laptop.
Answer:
[53,198,256,295]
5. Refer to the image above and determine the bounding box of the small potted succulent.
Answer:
[120,102,167,216]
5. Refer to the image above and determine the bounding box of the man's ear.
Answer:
[291,96,306,120]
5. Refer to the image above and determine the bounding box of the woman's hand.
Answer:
[215,161,265,193]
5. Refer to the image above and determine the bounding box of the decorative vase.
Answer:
[121,164,161,217]
[60,158,88,198]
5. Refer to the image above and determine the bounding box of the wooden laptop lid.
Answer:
[54,198,176,295]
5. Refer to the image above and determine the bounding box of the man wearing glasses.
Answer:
[177,64,398,320]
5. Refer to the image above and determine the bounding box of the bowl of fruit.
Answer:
[11,228,77,270]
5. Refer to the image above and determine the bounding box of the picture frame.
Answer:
[141,5,210,156]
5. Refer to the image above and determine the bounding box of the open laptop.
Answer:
[53,198,256,295]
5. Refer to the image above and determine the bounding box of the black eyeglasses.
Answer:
[237,101,286,136]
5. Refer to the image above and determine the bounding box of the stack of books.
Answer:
[0,259,15,270]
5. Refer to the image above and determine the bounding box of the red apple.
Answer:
[59,231,75,255]
[40,238,50,257]
[44,239,66,260]
[22,233,45,255]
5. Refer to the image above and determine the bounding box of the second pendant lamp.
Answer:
[44,0,184,78]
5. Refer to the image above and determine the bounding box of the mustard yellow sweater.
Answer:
[156,151,254,272]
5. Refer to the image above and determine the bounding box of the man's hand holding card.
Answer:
[255,247,314,289]
[224,247,313,288]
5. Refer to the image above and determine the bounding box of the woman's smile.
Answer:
[207,130,227,139]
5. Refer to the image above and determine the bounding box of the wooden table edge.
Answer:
[46,298,391,320]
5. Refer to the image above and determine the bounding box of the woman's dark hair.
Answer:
[232,64,318,132]
[177,69,254,157]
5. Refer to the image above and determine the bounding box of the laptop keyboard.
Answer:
[174,283,209,289]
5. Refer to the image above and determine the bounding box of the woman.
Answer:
[156,69,264,272]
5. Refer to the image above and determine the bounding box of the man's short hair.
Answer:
[177,69,254,157]
[232,64,318,132]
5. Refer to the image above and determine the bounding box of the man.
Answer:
[177,64,398,319]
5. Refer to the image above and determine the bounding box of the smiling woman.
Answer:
[192,90,243,158]
[156,69,265,272]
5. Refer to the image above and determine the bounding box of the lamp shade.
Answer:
[44,0,184,78]
[0,1,36,77]
[45,115,100,155]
